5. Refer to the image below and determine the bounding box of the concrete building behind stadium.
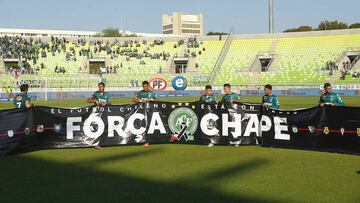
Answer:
[162,12,204,36]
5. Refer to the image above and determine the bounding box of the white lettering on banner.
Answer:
[148,112,166,134]
[83,114,105,139]
[274,117,290,140]
[126,113,146,135]
[108,116,126,137]
[200,104,258,111]
[243,114,259,137]
[65,112,290,140]
[222,114,242,138]
[199,113,289,139]
[66,112,167,139]
[66,117,81,139]
[260,115,272,132]
[200,113,219,136]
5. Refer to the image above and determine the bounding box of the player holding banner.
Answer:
[13,84,32,109]
[262,84,280,109]
[199,85,218,147]
[199,85,216,104]
[132,81,158,102]
[87,82,111,106]
[132,81,158,147]
[319,83,344,107]
[221,83,240,103]
[221,83,242,147]
[87,82,111,149]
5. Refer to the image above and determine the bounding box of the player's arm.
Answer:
[132,94,141,102]
[25,99,32,108]
[87,95,100,105]
[232,94,241,103]
[152,92,159,101]
[87,97,97,104]
[273,96,280,109]
[336,95,344,106]
[262,96,267,107]
[318,95,325,107]
[101,102,111,106]
[13,97,17,107]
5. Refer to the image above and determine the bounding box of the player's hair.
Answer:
[205,85,212,90]
[264,84,272,90]
[223,83,231,88]
[20,84,29,92]
[98,82,105,86]
[142,81,149,86]
[324,83,331,89]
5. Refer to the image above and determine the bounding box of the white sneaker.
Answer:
[207,143,214,147]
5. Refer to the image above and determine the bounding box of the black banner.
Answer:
[261,106,360,154]
[0,102,359,156]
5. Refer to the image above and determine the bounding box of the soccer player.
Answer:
[87,82,111,106]
[221,83,241,147]
[87,82,111,150]
[133,81,158,147]
[199,85,216,104]
[319,83,344,107]
[13,84,32,109]
[199,85,218,147]
[132,81,158,102]
[221,83,240,103]
[262,84,280,109]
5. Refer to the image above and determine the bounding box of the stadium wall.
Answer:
[1,89,360,101]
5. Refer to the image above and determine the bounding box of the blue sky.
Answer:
[0,0,359,34]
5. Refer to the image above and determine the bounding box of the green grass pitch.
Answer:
[0,96,360,203]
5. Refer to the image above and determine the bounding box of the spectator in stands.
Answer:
[352,71,360,78]
[319,83,344,107]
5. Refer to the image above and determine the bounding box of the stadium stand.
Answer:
[1,29,360,88]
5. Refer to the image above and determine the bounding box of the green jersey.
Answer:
[221,92,240,103]
[13,93,30,109]
[318,92,344,106]
[91,91,111,104]
[199,95,216,104]
[137,90,158,100]
[262,94,280,109]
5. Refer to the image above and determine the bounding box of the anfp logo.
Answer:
[172,76,187,91]
[149,78,167,91]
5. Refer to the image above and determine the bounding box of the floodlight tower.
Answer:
[269,0,274,33]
